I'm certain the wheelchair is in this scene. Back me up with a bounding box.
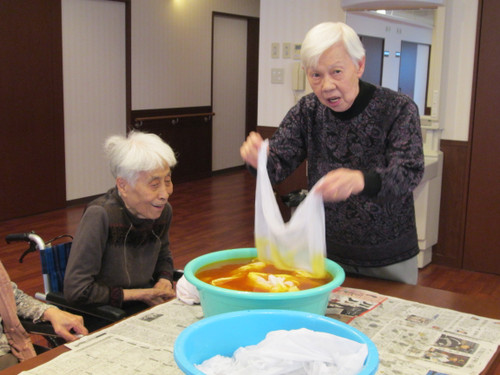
[6,231,183,344]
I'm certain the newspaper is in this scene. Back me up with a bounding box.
[20,299,203,375]
[19,288,499,375]
[326,287,500,375]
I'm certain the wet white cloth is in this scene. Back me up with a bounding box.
[196,328,368,375]
[176,275,200,305]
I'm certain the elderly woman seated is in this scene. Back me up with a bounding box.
[64,131,178,316]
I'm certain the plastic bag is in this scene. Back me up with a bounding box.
[254,139,327,277]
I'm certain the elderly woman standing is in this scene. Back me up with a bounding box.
[64,131,177,313]
[241,22,424,284]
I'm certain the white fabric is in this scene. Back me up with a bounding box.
[176,275,200,305]
[196,328,368,375]
[255,140,327,277]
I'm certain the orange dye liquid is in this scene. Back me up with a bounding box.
[195,257,333,292]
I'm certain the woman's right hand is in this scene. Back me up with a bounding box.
[240,131,265,169]
[123,288,172,306]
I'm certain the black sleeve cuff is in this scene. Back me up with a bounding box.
[361,171,381,197]
[155,270,174,283]
[246,163,257,177]
[109,286,124,307]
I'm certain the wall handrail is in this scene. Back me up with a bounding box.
[134,112,215,127]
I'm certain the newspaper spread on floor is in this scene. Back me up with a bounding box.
[326,287,500,375]
[19,288,499,375]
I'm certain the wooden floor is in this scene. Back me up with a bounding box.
[1,168,499,301]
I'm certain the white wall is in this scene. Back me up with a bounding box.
[257,0,478,143]
[62,0,126,200]
[258,0,345,127]
[63,0,259,200]
[438,0,477,141]
[132,0,259,110]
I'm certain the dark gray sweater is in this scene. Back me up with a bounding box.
[64,188,174,307]
[267,81,424,267]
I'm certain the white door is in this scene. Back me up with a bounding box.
[212,15,248,171]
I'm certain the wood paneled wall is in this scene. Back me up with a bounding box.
[131,107,213,183]
[0,0,66,221]
[461,0,500,275]
[433,140,469,268]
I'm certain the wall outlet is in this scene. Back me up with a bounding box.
[271,68,284,84]
[293,44,301,60]
[271,42,280,59]
[282,42,291,59]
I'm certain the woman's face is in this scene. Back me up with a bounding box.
[306,42,365,112]
[117,166,173,220]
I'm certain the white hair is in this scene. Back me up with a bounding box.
[301,22,365,69]
[104,131,177,185]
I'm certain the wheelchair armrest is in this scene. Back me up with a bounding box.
[21,319,56,337]
[45,292,126,322]
[20,318,64,352]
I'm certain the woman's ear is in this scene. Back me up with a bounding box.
[116,177,128,195]
[357,56,366,78]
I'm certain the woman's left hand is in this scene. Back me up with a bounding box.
[315,168,364,202]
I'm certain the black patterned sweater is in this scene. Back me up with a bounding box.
[267,80,424,267]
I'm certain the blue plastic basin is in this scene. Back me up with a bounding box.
[174,309,379,375]
[184,248,345,317]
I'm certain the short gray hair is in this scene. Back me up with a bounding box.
[104,131,177,185]
[301,22,365,69]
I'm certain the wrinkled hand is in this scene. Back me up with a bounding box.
[123,279,175,306]
[42,307,88,342]
[153,278,176,301]
[240,131,265,169]
[315,168,364,202]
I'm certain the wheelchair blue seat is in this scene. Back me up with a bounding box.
[39,241,71,295]
[37,240,126,324]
